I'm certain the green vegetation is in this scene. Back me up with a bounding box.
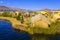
[31,20,60,40]
[1,11,60,35]
[29,20,60,34]
[2,11,24,23]
[2,11,12,17]
[1,11,60,40]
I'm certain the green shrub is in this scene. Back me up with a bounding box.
[29,20,60,34]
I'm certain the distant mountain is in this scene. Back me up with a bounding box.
[1,6,60,13]
[0,6,33,13]
[0,6,13,11]
[36,8,52,12]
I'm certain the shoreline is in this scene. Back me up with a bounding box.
[0,17,29,33]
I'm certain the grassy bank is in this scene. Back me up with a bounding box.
[28,20,60,34]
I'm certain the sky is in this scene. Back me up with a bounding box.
[0,0,60,10]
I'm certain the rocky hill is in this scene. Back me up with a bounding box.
[0,6,33,12]
[0,6,13,11]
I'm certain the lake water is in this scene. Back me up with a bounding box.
[1,20,60,40]
[0,20,31,40]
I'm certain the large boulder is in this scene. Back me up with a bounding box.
[31,14,51,28]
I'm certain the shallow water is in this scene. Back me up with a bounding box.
[0,20,31,40]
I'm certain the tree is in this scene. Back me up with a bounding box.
[2,11,11,17]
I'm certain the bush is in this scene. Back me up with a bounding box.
[29,20,60,34]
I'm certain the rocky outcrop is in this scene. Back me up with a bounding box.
[31,14,51,28]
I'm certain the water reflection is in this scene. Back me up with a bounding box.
[32,33,60,40]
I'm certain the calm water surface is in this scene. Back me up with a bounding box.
[0,20,31,40]
[1,20,60,40]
